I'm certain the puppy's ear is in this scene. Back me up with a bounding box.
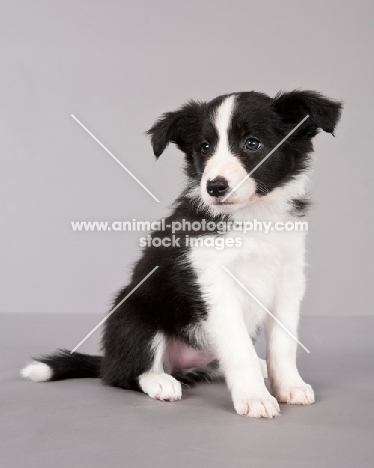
[273,90,342,137]
[147,101,203,158]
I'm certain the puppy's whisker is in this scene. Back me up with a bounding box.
[254,179,269,196]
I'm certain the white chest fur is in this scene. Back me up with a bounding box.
[188,176,308,340]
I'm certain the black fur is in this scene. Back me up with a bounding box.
[29,90,342,394]
[290,197,311,217]
[37,350,101,380]
[148,91,341,196]
[172,360,221,387]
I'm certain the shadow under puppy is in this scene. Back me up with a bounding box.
[22,90,342,418]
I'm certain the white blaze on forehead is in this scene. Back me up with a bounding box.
[214,95,236,156]
[201,94,257,212]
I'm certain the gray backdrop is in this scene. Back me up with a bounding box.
[1,0,373,317]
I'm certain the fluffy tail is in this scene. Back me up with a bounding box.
[21,349,102,382]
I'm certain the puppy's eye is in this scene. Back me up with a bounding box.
[200,142,210,155]
[244,137,262,151]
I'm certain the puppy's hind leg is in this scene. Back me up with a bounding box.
[172,360,221,387]
[101,297,181,401]
[138,333,182,402]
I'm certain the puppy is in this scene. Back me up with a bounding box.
[22,90,342,418]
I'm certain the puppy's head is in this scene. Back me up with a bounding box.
[147,91,342,213]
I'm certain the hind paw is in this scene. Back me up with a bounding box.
[139,372,182,402]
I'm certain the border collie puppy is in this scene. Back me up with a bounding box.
[22,90,342,418]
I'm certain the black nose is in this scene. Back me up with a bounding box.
[206,177,229,197]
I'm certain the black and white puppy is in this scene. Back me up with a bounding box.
[22,90,342,418]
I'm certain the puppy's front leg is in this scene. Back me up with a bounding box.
[205,300,279,418]
[266,265,314,405]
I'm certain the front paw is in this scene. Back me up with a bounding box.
[273,382,314,405]
[234,392,280,418]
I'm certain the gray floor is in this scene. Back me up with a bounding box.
[1,314,373,468]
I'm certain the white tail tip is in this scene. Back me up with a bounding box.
[21,361,53,382]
